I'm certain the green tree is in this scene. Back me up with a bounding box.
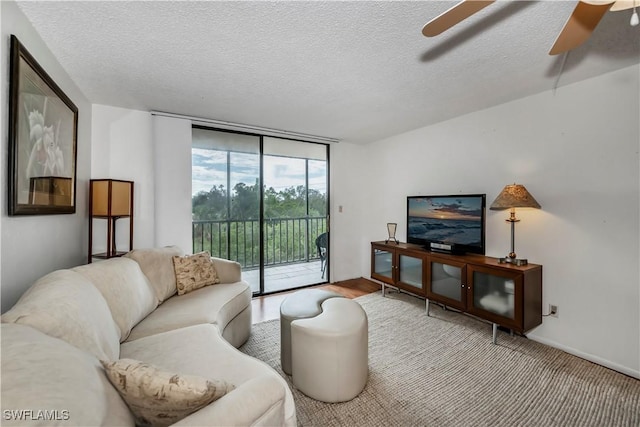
[308,189,326,217]
[192,184,227,220]
[231,180,259,220]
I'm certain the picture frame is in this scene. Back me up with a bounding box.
[8,35,78,215]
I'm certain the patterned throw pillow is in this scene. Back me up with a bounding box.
[172,252,221,295]
[101,359,234,427]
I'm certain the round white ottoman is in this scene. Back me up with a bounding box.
[291,298,368,403]
[280,289,343,375]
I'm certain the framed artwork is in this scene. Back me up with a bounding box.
[8,35,78,215]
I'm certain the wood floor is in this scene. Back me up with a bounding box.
[251,277,381,323]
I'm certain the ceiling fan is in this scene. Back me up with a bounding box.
[422,1,639,55]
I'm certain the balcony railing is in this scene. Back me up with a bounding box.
[193,216,327,269]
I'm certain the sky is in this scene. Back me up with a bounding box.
[192,148,327,196]
[408,196,483,221]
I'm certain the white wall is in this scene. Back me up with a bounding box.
[91,105,154,252]
[153,115,192,252]
[351,65,639,377]
[90,110,192,253]
[0,1,92,312]
[328,141,368,281]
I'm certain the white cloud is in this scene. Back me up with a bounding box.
[192,149,327,196]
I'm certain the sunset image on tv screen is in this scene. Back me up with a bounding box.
[408,196,483,246]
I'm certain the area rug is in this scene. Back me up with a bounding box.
[240,291,640,427]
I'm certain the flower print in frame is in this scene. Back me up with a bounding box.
[8,35,78,215]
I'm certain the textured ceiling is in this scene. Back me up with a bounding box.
[17,1,640,144]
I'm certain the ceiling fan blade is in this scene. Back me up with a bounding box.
[422,0,496,37]
[610,1,637,11]
[549,1,612,55]
[580,0,633,11]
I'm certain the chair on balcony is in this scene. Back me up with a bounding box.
[315,232,328,279]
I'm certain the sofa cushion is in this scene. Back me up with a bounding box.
[124,246,184,303]
[102,358,234,427]
[120,324,296,427]
[1,270,120,361]
[0,324,135,427]
[173,252,221,295]
[126,281,251,342]
[73,258,158,341]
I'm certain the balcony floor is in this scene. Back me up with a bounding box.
[242,260,326,293]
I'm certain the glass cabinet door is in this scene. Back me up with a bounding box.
[468,267,521,328]
[372,248,394,284]
[398,254,424,294]
[427,260,466,310]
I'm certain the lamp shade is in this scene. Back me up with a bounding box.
[91,179,133,217]
[490,184,541,210]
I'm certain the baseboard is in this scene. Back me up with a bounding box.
[528,335,640,380]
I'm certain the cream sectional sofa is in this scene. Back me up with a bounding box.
[1,246,296,427]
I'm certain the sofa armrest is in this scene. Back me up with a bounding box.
[172,375,286,427]
[211,257,242,283]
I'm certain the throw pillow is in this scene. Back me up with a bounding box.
[101,358,234,427]
[172,252,221,295]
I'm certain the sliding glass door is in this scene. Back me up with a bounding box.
[191,127,329,295]
[192,128,261,291]
[262,137,329,293]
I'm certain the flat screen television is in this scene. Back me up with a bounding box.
[407,194,486,255]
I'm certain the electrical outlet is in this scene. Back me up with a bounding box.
[549,304,559,317]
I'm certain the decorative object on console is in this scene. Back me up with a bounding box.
[8,35,78,215]
[89,179,134,263]
[385,223,399,244]
[490,183,541,266]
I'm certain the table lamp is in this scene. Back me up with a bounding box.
[490,184,540,266]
